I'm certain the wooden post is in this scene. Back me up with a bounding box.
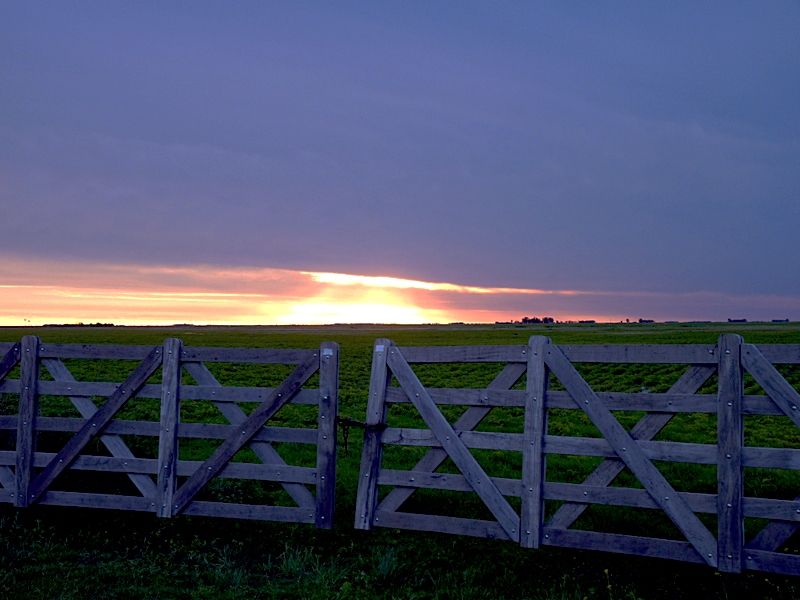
[156,338,182,517]
[315,342,339,528]
[521,336,549,548]
[717,334,744,573]
[14,336,40,507]
[354,339,391,530]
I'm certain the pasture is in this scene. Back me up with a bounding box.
[1,322,799,599]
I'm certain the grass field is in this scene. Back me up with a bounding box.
[1,322,799,599]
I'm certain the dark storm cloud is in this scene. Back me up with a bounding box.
[1,2,798,306]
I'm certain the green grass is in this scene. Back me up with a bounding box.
[1,322,799,599]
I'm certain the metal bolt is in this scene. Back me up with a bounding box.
[321,475,325,480]
[725,349,731,354]
[544,534,550,539]
[707,553,713,558]
[323,435,327,439]
[727,503,732,508]
[727,554,733,559]
[726,453,732,459]
[664,496,669,501]
[727,402,732,406]
[526,530,531,535]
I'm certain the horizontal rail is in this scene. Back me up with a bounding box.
[0,416,319,444]
[380,428,800,469]
[541,528,705,565]
[384,387,785,415]
[372,510,512,540]
[0,450,317,483]
[34,343,316,363]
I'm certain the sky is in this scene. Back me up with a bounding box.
[1,2,798,325]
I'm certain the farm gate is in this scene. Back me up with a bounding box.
[0,336,338,527]
[355,335,800,575]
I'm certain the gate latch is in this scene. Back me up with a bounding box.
[335,416,387,455]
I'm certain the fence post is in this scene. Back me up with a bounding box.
[354,338,391,530]
[717,333,744,573]
[315,342,339,528]
[521,336,549,548]
[14,336,40,507]
[156,338,182,517]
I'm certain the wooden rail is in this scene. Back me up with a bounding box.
[355,335,800,576]
[0,336,339,527]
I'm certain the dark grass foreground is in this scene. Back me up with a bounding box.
[1,322,799,599]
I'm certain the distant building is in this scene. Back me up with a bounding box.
[772,319,790,323]
[728,318,748,323]
[638,319,654,324]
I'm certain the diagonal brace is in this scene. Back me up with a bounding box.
[171,353,319,514]
[27,346,163,504]
[544,344,718,566]
[387,347,521,541]
[42,359,158,498]
[548,364,715,529]
[0,342,21,382]
[182,361,315,509]
[378,362,527,513]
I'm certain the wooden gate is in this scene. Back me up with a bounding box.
[354,335,800,575]
[0,336,338,527]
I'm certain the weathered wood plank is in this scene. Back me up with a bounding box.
[378,362,526,513]
[181,346,315,364]
[0,450,317,482]
[557,344,716,364]
[42,359,158,498]
[182,362,316,509]
[755,344,800,364]
[373,510,510,540]
[398,345,528,363]
[354,339,392,530]
[387,347,521,541]
[37,491,153,512]
[542,528,705,565]
[156,339,182,517]
[548,364,715,529]
[315,342,338,528]
[171,352,319,514]
[378,469,521,496]
[717,334,744,573]
[39,343,156,360]
[35,380,320,405]
[382,428,523,451]
[744,550,800,575]
[26,346,163,504]
[0,416,318,444]
[14,336,40,507]
[0,342,21,382]
[24,377,785,415]
[521,336,548,548]
[183,502,315,523]
[741,344,800,429]
[544,343,718,566]
[545,482,716,512]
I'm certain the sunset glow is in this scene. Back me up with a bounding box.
[0,255,796,326]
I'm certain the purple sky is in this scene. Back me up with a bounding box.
[1,2,799,322]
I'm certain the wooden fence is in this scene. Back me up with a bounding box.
[355,335,800,576]
[0,336,338,527]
